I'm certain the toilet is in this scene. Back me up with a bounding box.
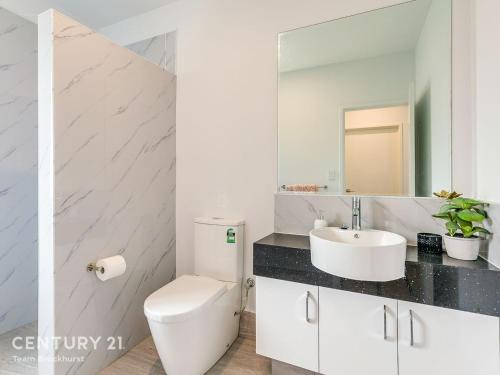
[144,217,244,375]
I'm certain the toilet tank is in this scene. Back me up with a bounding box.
[194,217,244,282]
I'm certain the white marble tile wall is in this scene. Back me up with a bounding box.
[483,204,500,268]
[38,10,176,375]
[125,32,176,74]
[275,193,500,268]
[0,7,37,336]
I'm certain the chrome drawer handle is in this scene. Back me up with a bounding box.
[306,291,311,323]
[409,309,414,346]
[383,305,387,340]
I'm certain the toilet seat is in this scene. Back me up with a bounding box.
[144,275,227,323]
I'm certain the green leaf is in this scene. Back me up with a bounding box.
[472,226,491,235]
[457,209,486,223]
[432,212,449,219]
[451,197,485,209]
[457,217,473,236]
[450,198,468,209]
[446,221,459,236]
[463,198,486,207]
[439,204,459,214]
[461,224,474,237]
[473,207,488,219]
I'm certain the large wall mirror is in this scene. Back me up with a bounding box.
[278,0,452,197]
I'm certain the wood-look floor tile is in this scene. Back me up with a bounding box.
[206,336,271,375]
[101,315,271,375]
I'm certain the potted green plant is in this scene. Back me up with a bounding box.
[432,191,491,260]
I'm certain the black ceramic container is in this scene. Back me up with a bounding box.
[417,233,443,255]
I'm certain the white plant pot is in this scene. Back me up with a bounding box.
[443,234,481,261]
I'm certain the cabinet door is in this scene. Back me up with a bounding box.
[398,301,500,375]
[256,276,318,372]
[319,288,398,375]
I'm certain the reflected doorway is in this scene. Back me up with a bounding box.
[343,105,409,196]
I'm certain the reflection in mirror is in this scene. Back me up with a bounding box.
[278,0,452,197]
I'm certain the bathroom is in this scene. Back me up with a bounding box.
[0,0,499,374]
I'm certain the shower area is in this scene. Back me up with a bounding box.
[1,7,176,375]
[0,7,38,374]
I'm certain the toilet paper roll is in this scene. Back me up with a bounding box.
[96,255,126,281]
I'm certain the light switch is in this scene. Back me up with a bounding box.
[328,170,336,181]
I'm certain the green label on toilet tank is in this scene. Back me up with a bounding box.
[227,228,236,244]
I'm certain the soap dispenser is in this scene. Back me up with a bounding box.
[314,211,328,229]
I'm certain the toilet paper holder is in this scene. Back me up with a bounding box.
[87,263,105,274]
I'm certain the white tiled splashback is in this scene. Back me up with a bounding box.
[274,193,500,268]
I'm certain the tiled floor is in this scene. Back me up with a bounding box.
[101,313,271,375]
[0,322,37,375]
[0,314,271,375]
[100,334,271,375]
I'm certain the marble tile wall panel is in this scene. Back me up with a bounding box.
[125,32,176,74]
[38,10,176,375]
[275,193,500,268]
[483,204,500,268]
[0,7,37,335]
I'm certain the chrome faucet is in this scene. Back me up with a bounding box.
[352,196,361,231]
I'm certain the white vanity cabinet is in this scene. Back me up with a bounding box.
[257,277,500,374]
[319,288,398,375]
[256,277,319,372]
[398,301,500,375]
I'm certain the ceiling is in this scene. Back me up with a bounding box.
[279,0,432,72]
[0,0,178,29]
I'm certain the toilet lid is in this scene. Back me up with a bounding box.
[144,275,227,323]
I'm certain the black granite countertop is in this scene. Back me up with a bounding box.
[254,233,500,318]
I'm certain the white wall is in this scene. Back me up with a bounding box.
[0,7,37,335]
[101,0,475,311]
[475,0,500,203]
[101,0,414,312]
[414,0,452,194]
[452,0,475,197]
[279,52,414,193]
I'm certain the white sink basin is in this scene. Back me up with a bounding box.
[310,227,407,282]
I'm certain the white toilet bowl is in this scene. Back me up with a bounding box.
[144,275,241,375]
